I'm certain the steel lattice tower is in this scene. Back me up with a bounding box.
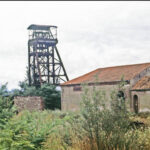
[27,24,69,86]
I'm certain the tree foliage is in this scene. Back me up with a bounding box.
[70,80,135,150]
[0,96,16,129]
[0,83,16,129]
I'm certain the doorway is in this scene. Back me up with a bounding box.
[133,95,138,113]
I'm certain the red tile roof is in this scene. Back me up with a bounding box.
[62,62,150,86]
[132,76,150,90]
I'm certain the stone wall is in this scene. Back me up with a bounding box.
[14,96,44,112]
[61,83,131,111]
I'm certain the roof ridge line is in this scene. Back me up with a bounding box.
[61,62,150,86]
[99,62,150,70]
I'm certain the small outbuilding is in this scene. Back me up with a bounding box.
[61,62,150,112]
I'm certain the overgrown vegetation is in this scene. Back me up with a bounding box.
[0,96,16,129]
[1,81,150,149]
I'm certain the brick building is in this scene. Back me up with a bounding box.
[61,62,150,112]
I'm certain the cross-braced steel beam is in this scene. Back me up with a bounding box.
[27,24,69,86]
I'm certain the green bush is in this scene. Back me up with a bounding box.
[0,115,35,150]
[37,84,61,110]
[0,96,16,129]
[0,110,72,149]
[69,80,137,150]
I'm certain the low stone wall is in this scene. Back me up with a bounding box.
[14,96,44,112]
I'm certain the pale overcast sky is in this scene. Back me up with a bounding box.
[0,1,150,90]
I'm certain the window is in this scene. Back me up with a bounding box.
[117,91,125,100]
[73,86,82,91]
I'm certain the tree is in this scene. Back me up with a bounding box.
[0,96,16,129]
[37,84,61,110]
[0,83,9,97]
[80,85,107,150]
[78,79,132,150]
[0,83,16,128]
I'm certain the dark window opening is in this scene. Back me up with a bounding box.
[117,91,125,100]
[73,86,82,91]
[133,95,138,113]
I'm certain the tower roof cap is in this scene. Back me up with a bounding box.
[27,24,57,30]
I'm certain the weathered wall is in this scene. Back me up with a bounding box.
[61,67,150,112]
[61,84,131,111]
[131,91,150,112]
[14,96,44,112]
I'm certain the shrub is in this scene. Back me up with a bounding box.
[42,111,76,150]
[80,85,107,150]
[0,96,16,129]
[0,114,35,150]
[37,84,61,110]
[71,80,137,150]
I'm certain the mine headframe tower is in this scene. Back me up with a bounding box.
[27,24,69,86]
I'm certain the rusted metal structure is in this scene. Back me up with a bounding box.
[27,24,69,86]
